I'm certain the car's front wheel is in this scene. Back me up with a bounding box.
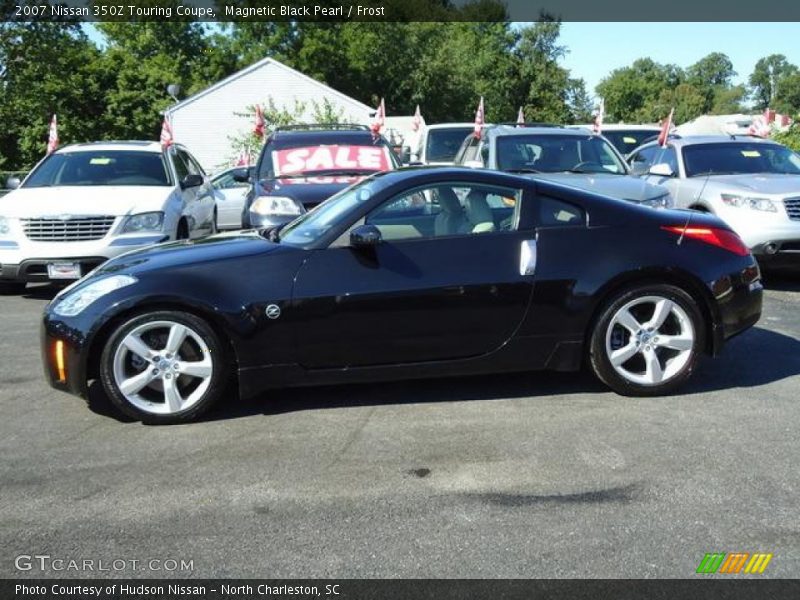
[99,311,228,424]
[589,284,704,396]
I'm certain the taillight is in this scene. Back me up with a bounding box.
[661,225,750,257]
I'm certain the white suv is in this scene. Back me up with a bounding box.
[0,141,216,293]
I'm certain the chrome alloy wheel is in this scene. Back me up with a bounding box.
[112,320,213,415]
[604,295,695,386]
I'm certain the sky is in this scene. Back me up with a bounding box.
[558,22,800,97]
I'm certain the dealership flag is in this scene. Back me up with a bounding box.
[776,113,792,128]
[764,108,776,124]
[412,104,422,132]
[235,151,250,166]
[370,98,386,138]
[254,104,265,139]
[593,99,604,134]
[748,116,771,138]
[657,108,674,147]
[516,106,525,127]
[473,96,485,139]
[46,114,59,155]
[159,115,174,149]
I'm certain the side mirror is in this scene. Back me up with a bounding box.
[463,160,484,169]
[5,177,21,190]
[350,224,382,248]
[180,173,204,189]
[232,167,250,183]
[649,163,675,177]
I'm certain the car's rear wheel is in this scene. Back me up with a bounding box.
[0,281,26,295]
[99,311,228,424]
[589,284,704,396]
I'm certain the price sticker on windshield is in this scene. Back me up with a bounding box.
[741,150,761,158]
[273,145,392,176]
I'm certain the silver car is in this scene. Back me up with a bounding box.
[454,125,673,208]
[629,136,800,269]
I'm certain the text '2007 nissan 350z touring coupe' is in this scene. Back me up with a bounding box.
[42,168,763,423]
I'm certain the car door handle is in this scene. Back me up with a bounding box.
[519,239,537,276]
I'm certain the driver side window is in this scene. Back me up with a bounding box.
[366,183,521,241]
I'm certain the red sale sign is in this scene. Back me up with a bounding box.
[273,145,392,176]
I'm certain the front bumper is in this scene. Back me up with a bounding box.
[0,235,168,282]
[41,314,91,398]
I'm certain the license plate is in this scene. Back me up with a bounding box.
[47,262,81,280]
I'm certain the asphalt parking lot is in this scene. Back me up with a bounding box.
[1,278,799,579]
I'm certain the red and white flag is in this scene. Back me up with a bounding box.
[516,106,525,127]
[657,108,674,147]
[776,113,792,128]
[764,108,776,124]
[748,116,771,138]
[254,104,265,139]
[46,114,59,155]
[593,99,604,134]
[159,115,174,149]
[370,98,386,138]
[473,96,485,139]
[235,151,251,166]
[412,104,422,132]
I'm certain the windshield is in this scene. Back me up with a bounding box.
[496,134,628,174]
[23,151,171,187]
[602,130,659,156]
[257,143,394,180]
[279,179,380,246]
[425,128,473,162]
[683,142,800,177]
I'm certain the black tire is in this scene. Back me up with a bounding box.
[0,281,26,295]
[99,310,229,424]
[589,283,705,397]
[176,219,189,240]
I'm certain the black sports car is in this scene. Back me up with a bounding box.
[42,167,763,423]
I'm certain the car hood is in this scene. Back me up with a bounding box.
[533,173,667,202]
[93,230,289,276]
[0,186,175,218]
[703,173,800,196]
[264,175,368,207]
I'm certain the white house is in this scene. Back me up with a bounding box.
[165,57,374,172]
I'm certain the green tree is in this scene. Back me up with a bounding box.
[686,52,737,113]
[0,18,111,168]
[749,54,798,110]
[774,72,800,114]
[596,58,683,122]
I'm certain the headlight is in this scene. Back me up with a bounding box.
[53,275,137,317]
[0,216,10,237]
[721,194,777,212]
[641,194,674,209]
[121,212,165,233]
[250,196,304,217]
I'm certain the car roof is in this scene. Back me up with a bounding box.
[483,125,597,139]
[54,141,165,154]
[634,135,781,152]
[668,135,781,148]
[270,129,388,145]
[569,124,661,132]
[424,123,476,130]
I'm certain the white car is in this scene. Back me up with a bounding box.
[211,166,251,230]
[0,141,216,294]
[629,135,800,270]
[413,123,479,165]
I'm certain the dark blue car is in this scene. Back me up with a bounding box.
[238,125,399,228]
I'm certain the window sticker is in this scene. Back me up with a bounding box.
[741,150,761,158]
[89,158,112,165]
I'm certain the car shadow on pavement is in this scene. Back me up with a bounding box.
[762,273,800,292]
[22,283,64,300]
[681,326,800,394]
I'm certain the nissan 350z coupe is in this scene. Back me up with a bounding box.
[42,168,763,424]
